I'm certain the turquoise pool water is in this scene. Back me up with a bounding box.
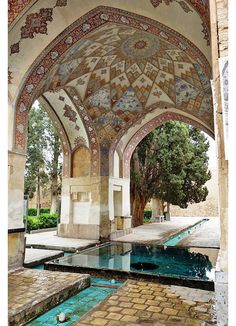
[32,252,72,270]
[33,264,44,270]
[162,219,209,246]
[91,277,123,287]
[27,285,115,325]
[49,242,218,281]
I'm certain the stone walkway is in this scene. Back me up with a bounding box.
[24,248,64,267]
[26,230,99,252]
[115,217,207,244]
[75,280,216,326]
[178,217,220,248]
[8,268,90,325]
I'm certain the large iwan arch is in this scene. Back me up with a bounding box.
[8,3,227,298]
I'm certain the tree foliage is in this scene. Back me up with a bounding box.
[24,104,62,215]
[130,121,211,226]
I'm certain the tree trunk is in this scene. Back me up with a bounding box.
[132,195,147,227]
[50,136,60,214]
[161,200,166,216]
[50,176,58,214]
[36,172,40,216]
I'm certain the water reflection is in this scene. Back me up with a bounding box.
[53,242,218,281]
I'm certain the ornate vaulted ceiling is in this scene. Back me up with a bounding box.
[41,23,213,146]
[9,1,211,102]
[9,2,214,177]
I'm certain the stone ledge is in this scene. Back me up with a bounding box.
[24,248,64,268]
[110,228,132,240]
[8,269,90,326]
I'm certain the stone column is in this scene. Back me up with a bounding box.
[109,177,132,239]
[209,1,228,325]
[100,176,110,240]
[8,150,26,270]
[58,176,101,240]
[151,198,162,222]
[210,0,228,272]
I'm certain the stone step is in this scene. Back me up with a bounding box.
[8,269,90,326]
[24,248,64,267]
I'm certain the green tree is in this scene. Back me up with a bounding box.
[130,121,211,227]
[24,104,62,215]
[24,106,49,215]
[45,118,62,214]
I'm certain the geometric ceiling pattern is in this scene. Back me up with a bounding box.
[43,89,89,150]
[41,23,213,146]
[12,4,213,177]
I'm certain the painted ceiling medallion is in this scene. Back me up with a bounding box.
[121,33,160,60]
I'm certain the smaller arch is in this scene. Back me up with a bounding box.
[71,145,91,178]
[122,111,214,179]
[38,96,72,177]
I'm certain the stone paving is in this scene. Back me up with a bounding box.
[75,280,216,326]
[26,230,99,252]
[8,268,90,326]
[24,248,64,267]
[115,217,204,244]
[178,218,220,248]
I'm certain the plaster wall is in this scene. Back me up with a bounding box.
[59,176,111,239]
[8,232,25,270]
[109,177,130,221]
[8,151,26,229]
[60,176,100,225]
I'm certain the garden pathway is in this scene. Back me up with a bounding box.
[26,230,99,252]
[115,217,220,248]
[178,217,220,248]
[75,279,216,326]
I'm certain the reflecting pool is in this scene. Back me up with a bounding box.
[47,242,218,282]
